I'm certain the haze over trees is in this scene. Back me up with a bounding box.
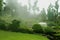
[0,0,60,40]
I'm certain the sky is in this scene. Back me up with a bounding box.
[17,0,60,15]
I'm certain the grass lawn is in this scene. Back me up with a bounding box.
[0,30,49,40]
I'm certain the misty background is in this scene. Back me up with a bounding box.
[1,0,60,28]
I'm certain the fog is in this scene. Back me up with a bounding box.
[2,0,60,27]
[4,0,60,15]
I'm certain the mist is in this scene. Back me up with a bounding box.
[2,0,60,27]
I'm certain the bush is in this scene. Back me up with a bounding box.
[17,28,33,34]
[0,20,6,30]
[0,23,6,30]
[47,22,56,27]
[44,27,59,40]
[53,26,60,30]
[8,20,20,32]
[32,24,43,33]
[44,27,55,35]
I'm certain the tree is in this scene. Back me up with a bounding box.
[54,0,59,26]
[32,24,43,33]
[28,0,39,15]
[47,3,55,21]
[40,8,47,22]
[57,12,60,26]
[55,0,59,14]
[47,0,59,26]
[8,20,20,32]
[47,4,54,26]
[0,0,3,15]
[0,19,6,30]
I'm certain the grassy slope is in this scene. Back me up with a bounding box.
[0,30,49,40]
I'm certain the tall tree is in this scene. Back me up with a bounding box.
[28,0,39,15]
[54,0,59,24]
[55,0,59,14]
[47,0,59,26]
[0,0,3,15]
[40,8,47,22]
[47,3,54,21]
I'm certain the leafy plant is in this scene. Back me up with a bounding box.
[8,19,20,32]
[32,24,43,33]
[0,19,6,30]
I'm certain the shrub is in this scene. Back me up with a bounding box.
[47,22,56,27]
[0,23,6,30]
[44,27,55,35]
[8,20,20,32]
[53,26,60,30]
[16,28,33,34]
[0,20,6,30]
[32,24,43,33]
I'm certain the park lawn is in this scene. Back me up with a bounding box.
[0,30,49,40]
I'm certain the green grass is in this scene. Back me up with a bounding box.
[0,30,49,40]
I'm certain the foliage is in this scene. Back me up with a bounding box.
[0,19,6,30]
[47,4,55,21]
[44,27,55,34]
[53,26,60,30]
[44,26,60,40]
[40,8,47,22]
[0,0,3,13]
[17,28,33,34]
[0,19,33,33]
[8,20,20,32]
[47,22,57,27]
[47,0,59,26]
[55,0,59,13]
[32,24,43,33]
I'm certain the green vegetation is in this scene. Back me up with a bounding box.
[0,19,6,30]
[0,0,3,15]
[47,0,59,26]
[32,24,43,33]
[0,30,49,40]
[8,20,20,32]
[0,0,60,40]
